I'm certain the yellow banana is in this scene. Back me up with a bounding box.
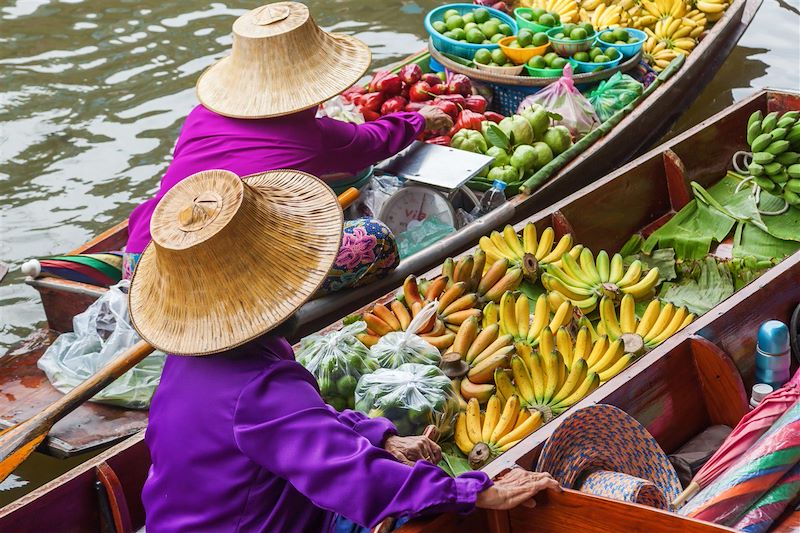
[437,282,466,314]
[621,267,660,298]
[579,248,601,284]
[573,326,593,361]
[540,234,574,264]
[503,225,525,259]
[460,378,495,403]
[482,395,502,443]
[542,273,594,302]
[495,368,517,402]
[496,410,543,447]
[589,338,624,374]
[516,294,531,339]
[552,358,588,404]
[511,356,536,405]
[552,372,600,412]
[647,305,688,346]
[556,327,574,368]
[542,351,561,403]
[538,328,555,358]
[490,395,520,443]
[619,294,637,334]
[561,251,595,288]
[472,334,514,366]
[608,253,625,284]
[535,227,555,259]
[585,335,609,367]
[454,413,474,454]
[635,299,662,336]
[599,296,623,340]
[527,294,550,342]
[466,323,499,363]
[466,398,482,444]
[549,300,574,333]
[499,291,518,338]
[482,301,498,329]
[490,230,518,260]
[644,302,674,340]
[599,354,633,382]
[616,260,643,287]
[522,222,538,256]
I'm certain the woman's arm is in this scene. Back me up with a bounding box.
[233,361,492,527]
[326,406,397,448]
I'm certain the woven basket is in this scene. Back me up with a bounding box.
[546,26,595,56]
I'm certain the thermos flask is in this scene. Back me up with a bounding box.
[754,320,791,389]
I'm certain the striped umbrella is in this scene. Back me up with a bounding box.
[680,400,800,525]
[672,368,800,508]
[21,253,123,287]
[734,463,800,533]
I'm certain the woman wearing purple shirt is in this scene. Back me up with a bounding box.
[128,4,558,532]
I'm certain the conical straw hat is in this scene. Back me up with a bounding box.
[196,2,371,119]
[128,169,343,355]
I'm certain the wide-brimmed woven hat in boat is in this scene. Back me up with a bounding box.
[128,169,343,355]
[196,1,371,119]
[536,404,682,510]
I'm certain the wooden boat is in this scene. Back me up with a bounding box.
[21,0,762,341]
[2,87,798,531]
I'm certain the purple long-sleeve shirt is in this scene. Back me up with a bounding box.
[126,105,425,253]
[142,335,492,532]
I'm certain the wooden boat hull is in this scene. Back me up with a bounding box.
[21,0,761,341]
[3,88,799,531]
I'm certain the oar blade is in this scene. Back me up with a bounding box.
[0,424,47,483]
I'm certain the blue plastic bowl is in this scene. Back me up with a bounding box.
[568,54,623,74]
[425,4,518,60]
[595,28,646,58]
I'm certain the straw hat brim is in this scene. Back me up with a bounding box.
[196,33,371,119]
[536,404,682,502]
[129,169,343,355]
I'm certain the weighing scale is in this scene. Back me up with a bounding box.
[375,141,494,235]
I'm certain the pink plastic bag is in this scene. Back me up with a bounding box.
[517,64,600,140]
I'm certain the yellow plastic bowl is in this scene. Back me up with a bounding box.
[498,36,550,65]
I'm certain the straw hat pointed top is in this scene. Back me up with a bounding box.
[196,1,372,119]
[129,169,343,355]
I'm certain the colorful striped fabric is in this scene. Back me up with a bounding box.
[34,252,123,287]
[734,463,800,533]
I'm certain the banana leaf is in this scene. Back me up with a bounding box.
[758,193,800,243]
[439,443,472,476]
[519,279,547,301]
[692,181,768,233]
[642,199,736,260]
[659,257,735,315]
[624,247,677,283]
[732,221,800,261]
[619,234,644,257]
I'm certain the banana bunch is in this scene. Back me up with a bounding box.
[440,250,485,293]
[554,326,627,378]
[528,0,581,23]
[479,223,580,282]
[489,292,575,344]
[511,346,601,422]
[644,16,697,54]
[541,248,661,313]
[691,0,729,22]
[455,395,543,468]
[683,8,708,35]
[450,320,516,402]
[598,294,695,350]
[579,0,607,11]
[641,0,687,20]
[745,110,800,206]
[580,3,629,29]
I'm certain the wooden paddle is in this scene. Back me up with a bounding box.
[0,340,154,482]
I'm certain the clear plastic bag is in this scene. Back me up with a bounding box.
[37,280,165,409]
[354,173,404,219]
[355,363,458,437]
[517,63,600,140]
[371,301,441,368]
[296,321,380,411]
[316,95,365,124]
[588,72,643,122]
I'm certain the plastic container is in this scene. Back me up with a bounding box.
[514,8,552,33]
[524,64,564,78]
[749,383,774,409]
[546,26,595,56]
[474,61,525,76]
[477,179,508,214]
[498,35,550,65]
[595,28,646,58]
[754,320,791,389]
[324,166,374,195]
[425,4,518,60]
[568,54,623,74]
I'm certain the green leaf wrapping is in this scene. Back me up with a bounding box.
[659,257,735,315]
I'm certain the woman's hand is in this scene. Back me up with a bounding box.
[418,105,454,133]
[476,468,560,510]
[384,435,442,466]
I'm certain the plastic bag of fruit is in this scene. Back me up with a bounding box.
[355,363,458,437]
[371,301,442,368]
[296,321,379,411]
[588,72,643,122]
[517,63,600,139]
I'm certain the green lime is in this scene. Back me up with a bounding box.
[466,27,486,43]
[528,55,547,68]
[451,27,466,41]
[600,31,615,43]
[499,23,513,36]
[483,39,492,44]
[508,40,521,48]
[517,28,534,47]
[552,12,561,24]
[488,17,502,25]
[544,52,559,65]
[489,61,500,66]
[628,36,640,44]
[531,7,546,20]
[612,28,630,42]
[563,23,577,35]
[539,13,556,27]
[491,33,504,43]
[570,27,587,40]
[520,10,533,21]
[463,12,475,24]
[464,22,478,31]
[555,32,565,39]
[532,32,548,46]
[605,47,620,59]
[594,54,609,63]
[480,21,500,37]
[443,9,460,20]
[473,8,490,23]
[474,48,492,64]
[615,40,627,44]
[551,57,567,69]
[443,30,456,39]
[573,51,590,62]
[589,47,603,59]
[432,20,447,33]
[446,15,464,30]
[491,48,508,65]
[580,23,594,35]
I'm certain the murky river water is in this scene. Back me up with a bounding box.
[0,0,798,507]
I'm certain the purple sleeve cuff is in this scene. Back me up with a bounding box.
[406,111,427,136]
[453,471,493,511]
[353,416,398,447]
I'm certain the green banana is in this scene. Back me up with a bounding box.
[787,164,800,179]
[747,122,763,145]
[784,190,800,206]
[752,152,774,165]
[764,162,784,176]
[747,110,763,130]
[777,116,796,129]
[776,152,799,166]
[787,125,800,147]
[770,127,788,141]
[748,162,765,177]
[770,171,789,184]
[785,178,800,193]
[766,140,790,155]
[761,112,779,134]
[781,111,800,122]
[754,176,777,192]
[751,133,774,152]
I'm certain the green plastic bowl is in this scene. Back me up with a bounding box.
[524,64,564,78]
[514,8,553,34]
[546,26,595,56]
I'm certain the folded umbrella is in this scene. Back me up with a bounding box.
[673,368,800,508]
[21,252,123,287]
[733,463,800,533]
